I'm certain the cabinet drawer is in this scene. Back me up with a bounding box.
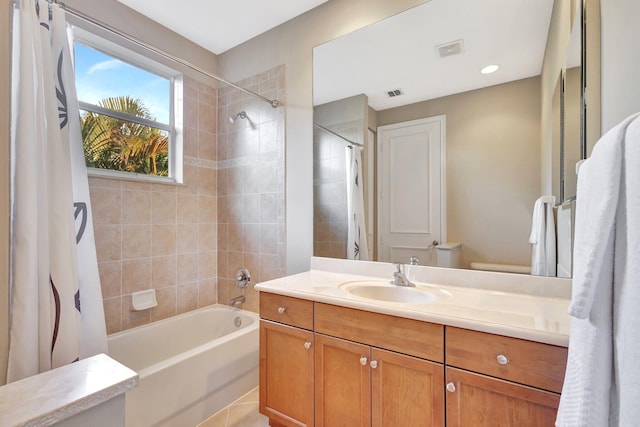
[315,303,444,362]
[445,327,567,393]
[260,292,313,330]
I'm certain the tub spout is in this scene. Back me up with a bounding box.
[229,295,246,307]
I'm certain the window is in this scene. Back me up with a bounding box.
[72,27,183,182]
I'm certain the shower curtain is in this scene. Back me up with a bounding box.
[346,146,369,260]
[8,0,107,382]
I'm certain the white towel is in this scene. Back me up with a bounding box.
[556,113,640,426]
[529,196,556,276]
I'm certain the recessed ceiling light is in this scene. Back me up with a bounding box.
[481,65,500,74]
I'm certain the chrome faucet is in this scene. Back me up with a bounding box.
[229,295,246,307]
[390,263,415,287]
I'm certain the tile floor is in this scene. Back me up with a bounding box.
[198,387,269,427]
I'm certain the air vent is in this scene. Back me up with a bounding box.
[386,89,404,98]
[435,39,464,58]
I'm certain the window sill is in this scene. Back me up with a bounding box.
[87,167,183,186]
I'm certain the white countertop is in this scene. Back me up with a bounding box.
[255,257,572,347]
[0,353,138,427]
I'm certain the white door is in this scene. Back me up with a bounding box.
[377,116,446,265]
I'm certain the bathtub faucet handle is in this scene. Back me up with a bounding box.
[236,268,251,288]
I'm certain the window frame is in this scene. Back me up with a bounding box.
[71,24,184,184]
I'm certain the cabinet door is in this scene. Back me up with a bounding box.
[260,320,314,427]
[315,334,371,427]
[445,367,560,427]
[371,348,444,427]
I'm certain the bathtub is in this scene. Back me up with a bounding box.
[108,304,259,427]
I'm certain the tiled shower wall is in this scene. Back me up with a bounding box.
[91,76,219,334]
[216,65,286,313]
[313,120,361,259]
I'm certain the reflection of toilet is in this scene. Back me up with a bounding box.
[436,243,462,268]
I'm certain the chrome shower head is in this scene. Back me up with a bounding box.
[229,111,247,124]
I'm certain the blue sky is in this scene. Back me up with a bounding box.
[74,43,170,124]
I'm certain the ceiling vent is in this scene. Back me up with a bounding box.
[386,89,404,98]
[435,39,464,58]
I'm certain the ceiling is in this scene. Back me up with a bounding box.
[116,0,329,54]
[313,0,555,110]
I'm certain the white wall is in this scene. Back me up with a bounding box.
[601,0,640,131]
[218,0,426,274]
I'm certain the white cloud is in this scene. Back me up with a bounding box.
[87,59,124,75]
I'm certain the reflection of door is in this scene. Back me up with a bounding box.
[377,116,445,264]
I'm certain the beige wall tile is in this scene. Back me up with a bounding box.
[122,258,151,295]
[89,177,121,189]
[177,194,199,223]
[242,224,260,253]
[217,223,228,252]
[122,181,151,192]
[183,126,198,157]
[198,167,217,196]
[198,195,217,223]
[178,165,198,194]
[198,251,217,280]
[121,297,150,331]
[199,223,217,251]
[151,255,177,289]
[90,187,121,225]
[151,287,177,322]
[198,278,217,307]
[122,190,151,224]
[122,225,152,260]
[177,253,199,284]
[98,261,121,299]
[152,225,177,256]
[94,225,121,262]
[177,283,198,314]
[227,224,243,252]
[103,297,121,335]
[151,192,177,224]
[259,224,277,255]
[198,131,217,161]
[177,223,199,254]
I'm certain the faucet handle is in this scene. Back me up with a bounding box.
[394,262,403,273]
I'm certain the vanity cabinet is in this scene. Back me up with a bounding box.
[315,304,444,427]
[259,295,315,427]
[259,292,568,427]
[444,327,567,426]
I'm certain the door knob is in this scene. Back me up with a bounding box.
[370,360,378,369]
[304,341,312,350]
[277,307,286,314]
[360,356,368,366]
[446,382,456,393]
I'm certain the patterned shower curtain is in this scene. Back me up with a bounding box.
[346,146,369,260]
[8,0,107,382]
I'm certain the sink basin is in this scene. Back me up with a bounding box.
[340,281,436,303]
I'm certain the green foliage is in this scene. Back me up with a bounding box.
[81,96,169,176]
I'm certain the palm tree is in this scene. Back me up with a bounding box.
[81,96,169,176]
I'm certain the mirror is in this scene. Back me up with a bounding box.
[312,0,586,276]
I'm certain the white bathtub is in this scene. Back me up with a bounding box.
[108,304,259,427]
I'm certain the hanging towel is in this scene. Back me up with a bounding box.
[556,112,640,426]
[529,195,556,276]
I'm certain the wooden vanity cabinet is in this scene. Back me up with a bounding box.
[259,292,567,427]
[314,303,445,427]
[259,294,315,427]
[444,327,567,426]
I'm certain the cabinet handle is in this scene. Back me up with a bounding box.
[496,354,509,365]
[360,356,368,366]
[304,341,312,350]
[446,382,456,393]
[370,360,378,369]
[277,307,286,314]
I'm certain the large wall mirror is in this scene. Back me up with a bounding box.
[312,0,592,277]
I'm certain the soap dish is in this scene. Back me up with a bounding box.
[131,289,158,311]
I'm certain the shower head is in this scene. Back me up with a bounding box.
[229,111,247,124]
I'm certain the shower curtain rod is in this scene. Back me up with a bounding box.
[35,0,280,109]
[313,123,363,147]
